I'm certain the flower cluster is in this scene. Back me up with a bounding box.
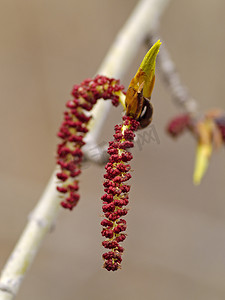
[167,112,225,143]
[101,115,139,271]
[167,111,225,184]
[56,75,125,210]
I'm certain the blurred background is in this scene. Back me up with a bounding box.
[0,0,225,299]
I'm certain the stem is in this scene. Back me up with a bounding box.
[147,36,198,115]
[0,172,59,298]
[0,0,170,298]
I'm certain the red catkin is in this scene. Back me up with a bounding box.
[167,114,190,137]
[101,115,139,271]
[56,75,125,210]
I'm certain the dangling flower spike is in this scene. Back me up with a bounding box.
[101,40,161,270]
[101,116,139,271]
[56,75,125,210]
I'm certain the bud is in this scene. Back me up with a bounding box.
[125,40,161,128]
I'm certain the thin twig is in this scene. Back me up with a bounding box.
[147,36,198,115]
[0,0,170,299]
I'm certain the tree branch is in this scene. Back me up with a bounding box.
[147,36,199,115]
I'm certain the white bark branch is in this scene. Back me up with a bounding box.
[0,0,170,298]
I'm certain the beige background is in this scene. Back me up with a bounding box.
[1,0,225,299]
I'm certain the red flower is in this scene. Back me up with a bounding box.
[167,114,191,137]
[101,115,139,271]
[56,75,125,210]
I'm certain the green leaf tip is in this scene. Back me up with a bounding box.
[127,39,161,100]
[193,143,212,185]
[140,39,161,77]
